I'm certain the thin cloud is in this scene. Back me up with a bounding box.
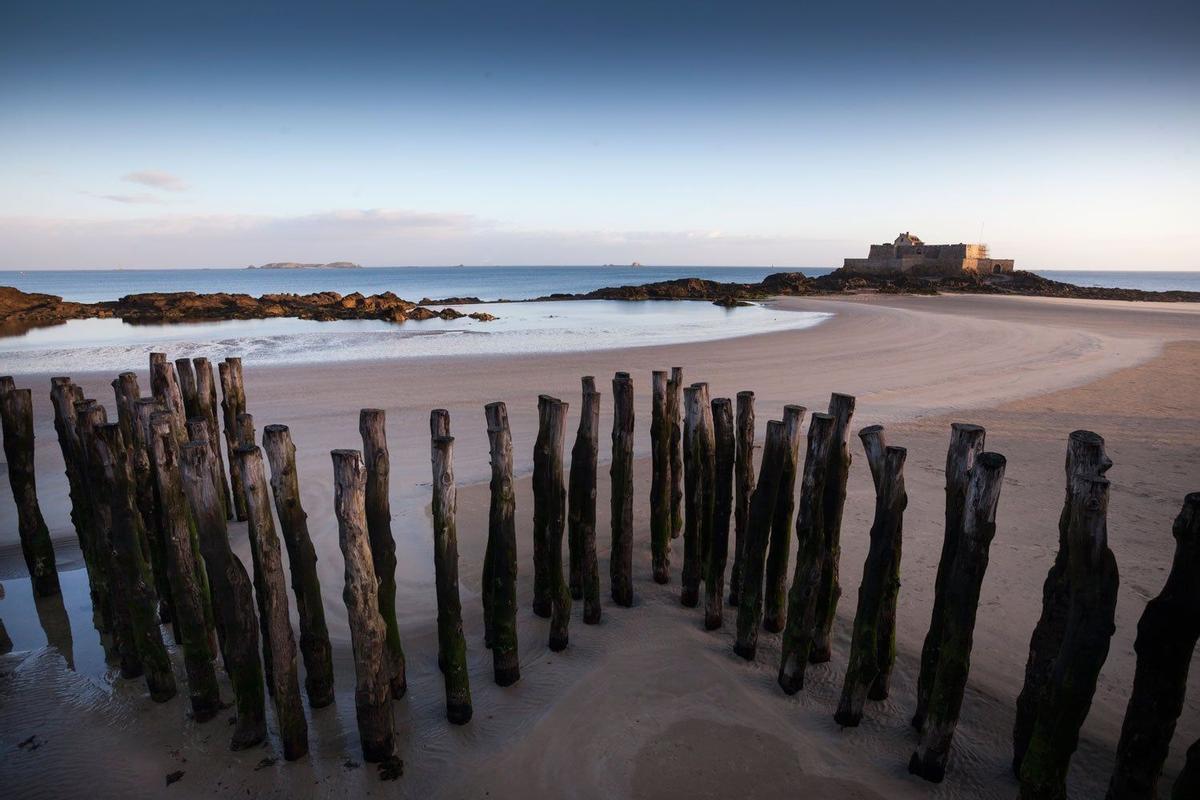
[81,191,167,205]
[122,170,189,192]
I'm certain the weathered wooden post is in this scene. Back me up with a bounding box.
[219,358,248,521]
[692,383,716,570]
[0,385,61,597]
[811,392,855,662]
[704,397,735,630]
[835,444,907,726]
[777,413,835,692]
[263,424,335,708]
[175,357,200,418]
[728,390,755,607]
[531,397,555,617]
[763,404,805,632]
[360,408,407,699]
[681,384,701,606]
[236,444,309,760]
[650,371,672,584]
[1013,429,1110,768]
[147,416,221,721]
[534,395,571,649]
[858,425,900,701]
[567,378,601,624]
[1175,740,1200,799]
[331,449,396,762]
[611,372,635,607]
[484,402,520,684]
[193,357,233,517]
[1107,493,1200,800]
[74,401,121,647]
[668,367,684,541]
[149,352,187,442]
[733,419,787,660]
[94,423,176,701]
[914,422,987,730]
[1017,472,1118,799]
[909,451,1007,783]
[180,441,267,750]
[431,431,473,723]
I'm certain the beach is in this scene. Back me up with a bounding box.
[1,292,1198,798]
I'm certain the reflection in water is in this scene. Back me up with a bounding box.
[34,590,75,670]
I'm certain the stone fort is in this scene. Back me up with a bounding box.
[843,232,1014,275]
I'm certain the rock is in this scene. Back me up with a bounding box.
[468,312,497,321]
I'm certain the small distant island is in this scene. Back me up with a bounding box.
[247,261,362,270]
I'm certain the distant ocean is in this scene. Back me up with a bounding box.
[2,265,1198,304]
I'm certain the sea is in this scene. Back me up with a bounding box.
[1,266,1195,373]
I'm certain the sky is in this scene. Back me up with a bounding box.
[1,0,1198,270]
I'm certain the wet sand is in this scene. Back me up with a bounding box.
[1,293,1198,798]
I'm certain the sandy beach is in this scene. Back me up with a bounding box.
[1,292,1198,798]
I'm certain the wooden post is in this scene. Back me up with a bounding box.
[0,385,61,597]
[668,367,684,541]
[650,371,672,584]
[728,390,755,607]
[219,358,248,521]
[93,423,177,701]
[610,372,635,607]
[692,383,716,574]
[704,397,735,630]
[531,397,553,618]
[431,432,473,723]
[74,401,122,650]
[777,413,835,692]
[534,395,571,649]
[909,451,1007,783]
[835,444,906,726]
[360,408,407,699]
[1107,493,1200,800]
[1017,472,1119,799]
[567,378,601,624]
[180,441,267,750]
[763,404,805,632]
[1013,429,1110,768]
[193,357,233,518]
[914,422,987,730]
[263,424,335,708]
[811,392,855,663]
[235,445,309,760]
[149,352,187,443]
[175,357,200,418]
[484,402,520,685]
[681,384,701,606]
[146,415,221,721]
[858,425,900,701]
[733,419,788,660]
[332,449,397,761]
[1174,740,1200,800]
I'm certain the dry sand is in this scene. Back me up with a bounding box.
[1,293,1197,798]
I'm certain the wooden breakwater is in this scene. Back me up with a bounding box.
[1,359,1197,796]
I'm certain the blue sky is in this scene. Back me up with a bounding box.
[2,1,1198,269]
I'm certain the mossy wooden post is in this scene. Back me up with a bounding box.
[764,404,805,632]
[149,352,187,443]
[94,423,176,701]
[728,390,755,607]
[74,401,121,647]
[531,397,555,617]
[175,357,200,418]
[914,422,987,731]
[219,358,248,521]
[1107,493,1200,800]
[704,397,735,630]
[193,357,233,518]
[1017,472,1119,800]
[811,392,855,663]
[0,386,61,597]
[567,378,601,624]
[835,444,907,726]
[610,372,635,607]
[147,416,221,721]
[484,402,520,684]
[1175,740,1200,800]
[534,395,571,649]
[331,449,396,762]
[650,371,672,584]
[180,441,267,750]
[778,413,835,693]
[668,367,684,541]
[858,425,900,700]
[236,445,309,760]
[431,432,474,723]
[361,408,407,699]
[692,383,716,573]
[263,424,335,708]
[909,451,1007,783]
[1013,429,1110,769]
[680,385,701,606]
[733,420,787,660]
